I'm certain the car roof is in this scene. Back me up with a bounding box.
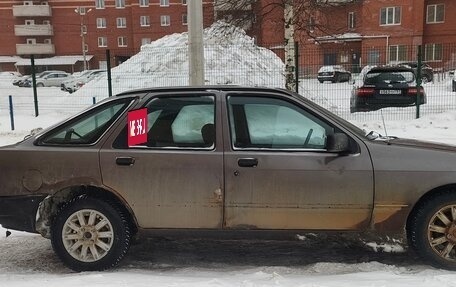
[367,66,415,73]
[116,85,294,98]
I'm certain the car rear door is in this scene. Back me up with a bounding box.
[222,92,374,230]
[100,92,224,229]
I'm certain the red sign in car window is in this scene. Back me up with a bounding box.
[127,108,147,147]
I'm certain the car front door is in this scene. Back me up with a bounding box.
[223,92,374,230]
[100,92,224,229]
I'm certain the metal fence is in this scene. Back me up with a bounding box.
[1,43,455,128]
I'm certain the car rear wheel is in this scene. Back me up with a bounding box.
[36,83,44,87]
[408,191,456,270]
[51,195,132,271]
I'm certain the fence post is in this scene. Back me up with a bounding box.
[92,97,96,105]
[9,95,14,131]
[31,55,39,117]
[106,49,113,97]
[294,41,299,94]
[416,45,422,119]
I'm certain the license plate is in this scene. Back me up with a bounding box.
[379,90,401,95]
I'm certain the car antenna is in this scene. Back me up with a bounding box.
[380,109,391,145]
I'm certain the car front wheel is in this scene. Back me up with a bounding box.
[51,195,132,271]
[408,191,456,270]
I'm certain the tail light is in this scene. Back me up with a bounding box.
[356,87,374,97]
[407,87,425,96]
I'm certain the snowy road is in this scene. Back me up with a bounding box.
[2,225,456,287]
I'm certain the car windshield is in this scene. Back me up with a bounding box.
[364,71,415,85]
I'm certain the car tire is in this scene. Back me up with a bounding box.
[36,83,44,87]
[51,195,132,271]
[408,190,456,270]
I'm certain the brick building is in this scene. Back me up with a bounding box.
[0,0,214,73]
[254,0,456,75]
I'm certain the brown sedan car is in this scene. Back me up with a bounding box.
[1,86,456,271]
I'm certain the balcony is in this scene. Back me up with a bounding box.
[15,24,53,36]
[16,43,55,55]
[13,4,52,17]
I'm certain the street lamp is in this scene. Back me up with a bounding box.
[75,7,92,71]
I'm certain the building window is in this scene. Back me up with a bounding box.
[380,6,401,25]
[117,17,127,28]
[389,45,407,63]
[118,36,127,47]
[139,0,149,7]
[116,0,125,8]
[425,44,443,61]
[348,12,355,29]
[182,0,187,4]
[140,16,150,27]
[97,18,106,28]
[98,36,107,47]
[160,0,169,7]
[77,7,87,15]
[161,15,170,26]
[95,0,105,9]
[182,14,187,25]
[84,43,89,53]
[427,4,444,24]
[141,38,151,45]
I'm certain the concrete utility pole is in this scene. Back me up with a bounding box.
[188,0,205,85]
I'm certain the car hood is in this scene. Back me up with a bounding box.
[382,138,456,152]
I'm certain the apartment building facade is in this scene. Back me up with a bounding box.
[254,0,456,75]
[0,0,214,72]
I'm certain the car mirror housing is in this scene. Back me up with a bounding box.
[326,133,350,153]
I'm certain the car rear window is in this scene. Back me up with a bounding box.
[39,98,133,145]
[364,70,415,85]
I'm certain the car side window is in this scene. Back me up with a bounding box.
[228,96,333,150]
[39,99,132,145]
[114,95,215,149]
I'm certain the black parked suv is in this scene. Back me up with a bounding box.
[399,62,434,83]
[351,66,426,113]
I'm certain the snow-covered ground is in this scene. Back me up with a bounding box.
[2,22,456,286]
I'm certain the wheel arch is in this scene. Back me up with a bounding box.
[36,185,138,239]
[406,183,456,236]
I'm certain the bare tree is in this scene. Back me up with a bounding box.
[214,0,360,90]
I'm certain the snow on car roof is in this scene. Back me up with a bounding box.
[318,65,346,73]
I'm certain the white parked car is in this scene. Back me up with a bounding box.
[35,72,71,87]
[61,69,105,93]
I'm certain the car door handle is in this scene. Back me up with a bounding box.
[238,158,258,167]
[116,157,135,166]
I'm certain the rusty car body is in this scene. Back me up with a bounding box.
[1,86,456,271]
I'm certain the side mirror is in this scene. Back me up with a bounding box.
[326,133,350,153]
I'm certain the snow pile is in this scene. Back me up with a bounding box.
[77,22,285,97]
